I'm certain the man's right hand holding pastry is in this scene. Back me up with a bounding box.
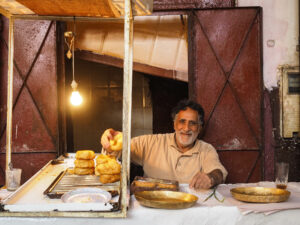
[101,128,123,152]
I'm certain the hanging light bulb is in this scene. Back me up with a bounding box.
[70,80,83,106]
[68,17,83,106]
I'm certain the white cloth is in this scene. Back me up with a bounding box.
[1,183,300,225]
[217,182,300,215]
[0,189,13,202]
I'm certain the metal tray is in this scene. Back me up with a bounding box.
[44,169,119,199]
[230,187,291,203]
[134,190,198,209]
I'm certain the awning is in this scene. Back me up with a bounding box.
[71,15,188,81]
[0,0,152,18]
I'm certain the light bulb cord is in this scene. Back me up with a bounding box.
[72,16,76,83]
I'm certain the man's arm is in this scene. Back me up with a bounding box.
[189,169,224,190]
[207,169,224,187]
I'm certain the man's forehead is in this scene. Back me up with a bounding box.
[177,107,199,120]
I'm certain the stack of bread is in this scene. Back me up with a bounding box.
[95,154,121,183]
[74,150,95,175]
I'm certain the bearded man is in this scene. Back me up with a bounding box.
[101,99,227,189]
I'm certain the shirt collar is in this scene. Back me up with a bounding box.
[168,133,200,156]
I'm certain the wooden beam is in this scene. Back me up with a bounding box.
[0,6,11,18]
[6,17,14,170]
[16,0,119,17]
[56,21,67,157]
[75,50,186,81]
[120,0,133,217]
[153,0,234,11]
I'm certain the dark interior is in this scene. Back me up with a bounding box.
[65,58,188,181]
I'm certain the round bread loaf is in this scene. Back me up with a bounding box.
[100,174,120,184]
[95,168,100,176]
[74,167,94,175]
[75,150,95,160]
[74,159,95,168]
[109,133,123,151]
[95,159,121,175]
[96,154,115,165]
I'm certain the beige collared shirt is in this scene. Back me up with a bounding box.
[131,133,227,184]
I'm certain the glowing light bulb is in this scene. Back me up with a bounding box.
[70,90,83,106]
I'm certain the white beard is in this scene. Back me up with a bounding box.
[175,130,198,147]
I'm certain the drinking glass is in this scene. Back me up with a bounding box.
[275,162,289,189]
[5,168,22,191]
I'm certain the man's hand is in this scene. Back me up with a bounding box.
[100,128,121,151]
[189,172,213,190]
[189,169,224,190]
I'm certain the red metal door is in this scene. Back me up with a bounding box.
[188,8,263,183]
[0,17,58,184]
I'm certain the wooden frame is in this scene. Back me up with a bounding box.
[0,0,150,218]
[278,65,300,138]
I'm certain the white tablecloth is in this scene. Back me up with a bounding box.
[217,182,300,215]
[1,182,300,225]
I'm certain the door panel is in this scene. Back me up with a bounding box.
[189,8,263,183]
[219,151,261,183]
[0,153,56,184]
[0,17,58,185]
[205,86,259,150]
[195,9,258,73]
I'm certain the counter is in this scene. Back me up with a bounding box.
[0,194,299,225]
[1,157,300,225]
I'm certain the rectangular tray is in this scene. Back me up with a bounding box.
[44,169,120,199]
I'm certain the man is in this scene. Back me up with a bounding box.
[101,99,227,189]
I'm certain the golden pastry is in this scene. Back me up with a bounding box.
[109,133,123,151]
[74,167,94,175]
[74,159,95,168]
[75,150,95,160]
[96,154,115,165]
[95,159,121,175]
[100,174,120,184]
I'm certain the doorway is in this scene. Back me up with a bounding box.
[66,58,188,153]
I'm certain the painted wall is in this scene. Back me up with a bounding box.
[238,0,299,90]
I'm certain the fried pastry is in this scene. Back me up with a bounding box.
[100,174,120,184]
[95,168,100,176]
[95,160,121,175]
[109,133,123,151]
[74,167,94,175]
[75,150,95,160]
[95,153,121,183]
[74,159,95,168]
[96,154,116,165]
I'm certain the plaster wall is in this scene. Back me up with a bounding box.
[238,0,299,90]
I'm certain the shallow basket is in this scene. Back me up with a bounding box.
[230,187,290,203]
